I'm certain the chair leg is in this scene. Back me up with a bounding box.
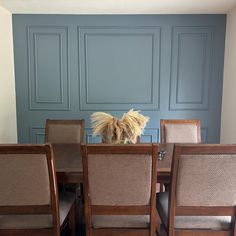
[154,211,161,236]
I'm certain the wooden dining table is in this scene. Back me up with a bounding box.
[54,143,174,184]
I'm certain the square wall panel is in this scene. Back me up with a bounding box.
[78,27,160,110]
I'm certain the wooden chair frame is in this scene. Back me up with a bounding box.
[81,143,158,236]
[0,144,60,236]
[45,119,85,143]
[161,144,236,236]
[160,119,201,143]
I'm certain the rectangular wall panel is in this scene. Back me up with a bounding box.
[169,27,213,110]
[27,26,70,110]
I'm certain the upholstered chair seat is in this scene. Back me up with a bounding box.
[156,192,231,231]
[92,215,150,229]
[0,215,53,229]
[0,192,75,229]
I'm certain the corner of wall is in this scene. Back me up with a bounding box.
[0,6,18,143]
[221,5,236,143]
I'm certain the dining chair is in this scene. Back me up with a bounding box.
[81,143,159,236]
[0,144,76,236]
[156,144,236,236]
[45,119,84,176]
[45,119,85,228]
[45,119,85,143]
[160,119,201,143]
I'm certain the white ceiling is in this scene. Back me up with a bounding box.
[0,0,236,14]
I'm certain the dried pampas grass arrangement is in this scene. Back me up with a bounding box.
[91,109,149,144]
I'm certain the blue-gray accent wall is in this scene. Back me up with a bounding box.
[12,15,226,143]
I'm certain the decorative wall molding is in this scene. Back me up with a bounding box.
[85,128,101,143]
[201,127,208,143]
[30,127,45,143]
[33,32,63,104]
[27,26,70,110]
[13,16,225,144]
[78,26,161,111]
[140,128,159,143]
[85,127,159,143]
[169,26,213,110]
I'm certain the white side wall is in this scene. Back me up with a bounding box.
[221,6,236,143]
[0,6,17,143]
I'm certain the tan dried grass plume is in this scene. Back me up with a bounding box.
[91,109,149,144]
[122,109,149,143]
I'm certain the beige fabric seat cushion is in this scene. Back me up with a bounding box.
[156,192,231,230]
[0,192,75,229]
[0,215,53,229]
[92,215,150,229]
